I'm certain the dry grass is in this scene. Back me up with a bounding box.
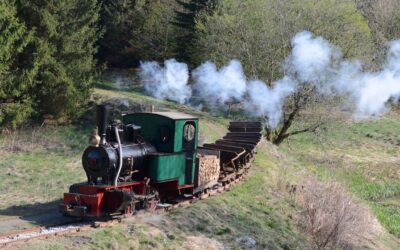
[295,177,381,249]
[0,125,89,210]
[281,105,400,238]
[0,125,88,155]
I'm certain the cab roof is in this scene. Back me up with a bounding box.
[151,111,198,120]
[125,111,198,120]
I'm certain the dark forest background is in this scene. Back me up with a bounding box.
[0,0,399,128]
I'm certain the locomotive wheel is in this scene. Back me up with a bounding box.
[144,198,158,210]
[142,185,159,210]
[123,204,135,217]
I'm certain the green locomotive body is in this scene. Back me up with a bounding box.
[123,112,198,186]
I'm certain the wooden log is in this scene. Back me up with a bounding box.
[196,151,220,187]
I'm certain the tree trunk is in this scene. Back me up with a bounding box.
[265,85,316,145]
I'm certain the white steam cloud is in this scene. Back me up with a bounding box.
[289,32,338,83]
[192,60,247,106]
[246,77,296,127]
[190,59,293,127]
[140,31,400,128]
[287,31,400,119]
[139,59,191,104]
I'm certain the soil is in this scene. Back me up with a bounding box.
[0,210,77,235]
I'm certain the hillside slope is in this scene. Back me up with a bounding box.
[1,79,399,249]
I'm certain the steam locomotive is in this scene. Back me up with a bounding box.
[60,105,262,218]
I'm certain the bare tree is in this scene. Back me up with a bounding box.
[355,0,400,66]
[194,0,374,145]
[356,0,400,40]
[265,85,322,145]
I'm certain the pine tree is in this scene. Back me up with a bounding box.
[174,0,217,63]
[98,0,138,67]
[97,0,184,66]
[128,0,183,62]
[0,0,33,128]
[15,0,100,120]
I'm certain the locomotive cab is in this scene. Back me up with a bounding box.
[123,112,199,199]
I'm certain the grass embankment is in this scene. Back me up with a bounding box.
[2,77,312,248]
[2,76,400,248]
[281,113,400,238]
[0,126,90,215]
[19,140,311,250]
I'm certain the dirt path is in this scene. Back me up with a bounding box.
[0,210,76,235]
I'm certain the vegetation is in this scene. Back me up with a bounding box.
[0,77,398,248]
[0,0,33,128]
[355,0,400,65]
[98,0,137,67]
[126,0,183,62]
[0,0,99,128]
[193,0,373,80]
[280,107,400,239]
[174,0,217,63]
[296,177,378,249]
[1,1,400,248]
[1,0,400,130]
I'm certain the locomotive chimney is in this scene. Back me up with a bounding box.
[97,104,109,145]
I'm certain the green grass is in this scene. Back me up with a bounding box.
[163,142,310,249]
[198,120,227,144]
[87,224,183,250]
[20,223,185,250]
[346,173,400,201]
[373,203,400,237]
[280,112,400,238]
[3,74,400,248]
[20,142,311,250]
[0,125,90,211]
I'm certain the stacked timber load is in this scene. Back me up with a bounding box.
[196,148,220,188]
[228,121,263,133]
[201,121,262,181]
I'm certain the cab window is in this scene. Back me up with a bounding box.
[160,126,171,143]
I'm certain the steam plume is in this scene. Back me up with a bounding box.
[287,31,400,119]
[139,59,191,104]
[192,60,247,106]
[288,31,339,84]
[139,31,400,128]
[245,77,296,127]
[190,60,293,127]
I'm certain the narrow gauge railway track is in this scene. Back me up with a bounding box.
[1,121,262,248]
[0,168,251,248]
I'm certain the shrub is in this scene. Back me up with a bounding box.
[295,177,380,249]
[0,101,35,129]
